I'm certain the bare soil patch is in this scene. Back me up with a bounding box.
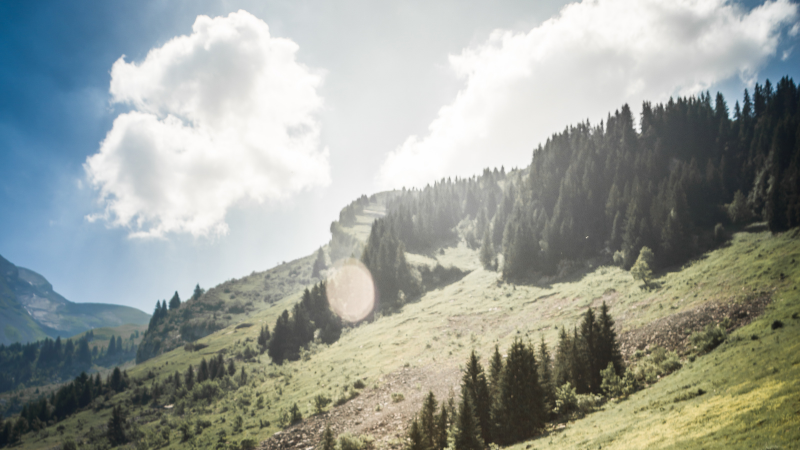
[618,291,772,358]
[259,364,460,450]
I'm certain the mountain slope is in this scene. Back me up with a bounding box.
[0,254,150,345]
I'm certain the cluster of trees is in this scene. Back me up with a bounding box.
[361,219,419,311]
[364,78,799,286]
[0,367,130,447]
[500,78,800,279]
[407,303,622,449]
[267,282,343,364]
[0,333,131,393]
[338,195,371,227]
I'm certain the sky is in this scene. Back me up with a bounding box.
[1,0,798,313]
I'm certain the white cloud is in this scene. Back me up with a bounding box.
[85,10,329,238]
[378,0,799,189]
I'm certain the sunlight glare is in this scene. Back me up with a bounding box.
[326,258,376,323]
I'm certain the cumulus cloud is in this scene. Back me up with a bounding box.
[85,10,329,238]
[378,0,799,189]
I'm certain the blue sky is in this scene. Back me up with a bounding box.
[1,0,798,313]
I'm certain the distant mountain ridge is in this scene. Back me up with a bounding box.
[0,253,150,345]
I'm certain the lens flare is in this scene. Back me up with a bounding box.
[326,258,376,323]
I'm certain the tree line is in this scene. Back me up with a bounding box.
[266,282,343,364]
[362,77,800,288]
[0,367,130,447]
[0,331,136,395]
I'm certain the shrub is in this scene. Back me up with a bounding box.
[575,393,603,414]
[289,403,303,424]
[771,320,784,330]
[554,382,577,417]
[240,438,257,450]
[690,324,726,354]
[338,433,372,450]
[600,362,623,398]
[391,393,404,403]
[629,347,682,385]
[314,394,332,414]
[353,379,366,389]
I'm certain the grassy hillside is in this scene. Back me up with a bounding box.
[14,209,800,449]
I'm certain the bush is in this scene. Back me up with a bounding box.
[714,223,728,244]
[771,320,784,330]
[554,382,578,417]
[630,347,682,385]
[600,362,623,398]
[314,394,332,414]
[690,324,726,354]
[575,393,603,414]
[353,379,366,389]
[240,438,257,450]
[289,403,302,424]
[390,393,404,403]
[338,433,372,450]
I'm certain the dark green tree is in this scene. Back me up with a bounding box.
[169,291,181,310]
[107,405,128,446]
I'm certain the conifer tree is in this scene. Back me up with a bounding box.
[479,229,495,270]
[169,291,181,310]
[462,350,492,444]
[107,405,128,446]
[321,424,336,450]
[407,418,424,450]
[435,402,449,450]
[420,391,438,450]
[496,339,544,445]
[258,324,271,352]
[452,386,484,450]
[597,301,623,376]
[198,358,209,383]
[185,365,195,390]
[538,336,554,414]
[192,283,205,301]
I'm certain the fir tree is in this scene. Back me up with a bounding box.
[496,339,544,445]
[407,418,424,450]
[169,291,181,310]
[107,405,128,446]
[462,350,492,444]
[452,386,483,450]
[321,424,336,450]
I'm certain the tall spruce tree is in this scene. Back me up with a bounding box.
[462,351,492,444]
[496,339,544,445]
[453,386,483,450]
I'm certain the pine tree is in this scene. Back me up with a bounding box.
[407,418,425,450]
[579,307,601,393]
[479,229,495,270]
[185,365,195,390]
[169,291,181,310]
[452,386,484,450]
[597,301,623,376]
[462,350,492,444]
[107,335,116,356]
[538,336,554,415]
[312,247,327,278]
[198,358,209,383]
[496,339,544,445]
[228,359,236,377]
[321,424,336,450]
[419,391,438,450]
[107,405,128,446]
[258,324,271,352]
[192,283,204,301]
[435,402,449,450]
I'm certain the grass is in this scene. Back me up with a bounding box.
[15,225,800,449]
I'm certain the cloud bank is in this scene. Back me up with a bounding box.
[85,10,329,238]
[378,0,799,189]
